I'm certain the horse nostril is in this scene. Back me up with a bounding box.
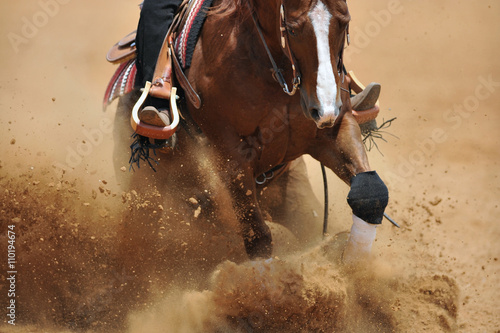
[310,108,320,121]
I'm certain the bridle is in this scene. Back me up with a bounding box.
[247,0,350,97]
[246,0,301,96]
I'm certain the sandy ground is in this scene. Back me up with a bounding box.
[0,0,499,332]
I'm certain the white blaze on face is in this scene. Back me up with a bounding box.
[309,1,341,119]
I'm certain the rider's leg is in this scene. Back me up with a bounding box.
[135,0,182,127]
[135,0,181,88]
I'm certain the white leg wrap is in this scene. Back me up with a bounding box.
[343,214,378,264]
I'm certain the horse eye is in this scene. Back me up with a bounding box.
[287,28,297,37]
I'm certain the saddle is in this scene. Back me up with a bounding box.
[103,0,213,139]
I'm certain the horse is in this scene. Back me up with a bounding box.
[114,0,389,260]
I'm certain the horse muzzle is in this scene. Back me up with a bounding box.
[300,90,342,129]
[302,104,341,129]
[311,106,341,128]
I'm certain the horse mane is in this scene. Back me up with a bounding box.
[209,0,247,19]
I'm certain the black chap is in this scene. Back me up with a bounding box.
[347,171,388,225]
[135,0,183,88]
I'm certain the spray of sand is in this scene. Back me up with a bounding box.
[0,98,459,333]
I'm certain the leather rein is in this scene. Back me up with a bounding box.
[246,0,301,96]
[246,0,350,97]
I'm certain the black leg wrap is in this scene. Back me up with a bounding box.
[347,171,388,224]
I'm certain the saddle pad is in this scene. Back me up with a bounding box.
[103,59,137,110]
[174,0,214,69]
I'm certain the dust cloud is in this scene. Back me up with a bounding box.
[0,152,460,332]
[1,0,499,332]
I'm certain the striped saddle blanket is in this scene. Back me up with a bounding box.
[103,0,213,109]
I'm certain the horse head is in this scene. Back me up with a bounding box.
[257,0,351,129]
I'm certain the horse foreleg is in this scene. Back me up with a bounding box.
[229,165,273,259]
[308,113,389,264]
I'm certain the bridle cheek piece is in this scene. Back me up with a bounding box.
[248,0,349,98]
[247,0,300,96]
[278,2,301,96]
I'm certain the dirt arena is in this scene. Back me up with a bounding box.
[1,0,499,332]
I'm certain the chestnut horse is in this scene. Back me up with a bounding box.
[117,0,389,260]
[163,0,390,259]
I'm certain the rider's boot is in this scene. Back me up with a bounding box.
[139,96,171,127]
[138,95,177,150]
[345,72,381,111]
[351,82,381,111]
[346,72,381,126]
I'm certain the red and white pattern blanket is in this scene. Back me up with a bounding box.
[174,0,213,69]
[103,59,137,109]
